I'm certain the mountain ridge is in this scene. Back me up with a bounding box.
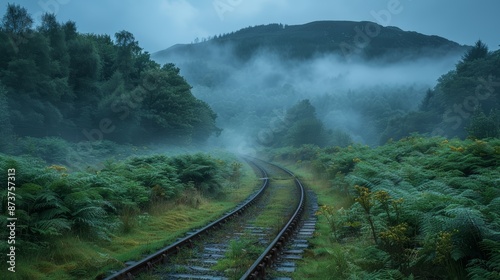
[152,20,469,64]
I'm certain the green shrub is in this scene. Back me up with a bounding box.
[272,136,500,278]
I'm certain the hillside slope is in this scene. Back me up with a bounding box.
[153,21,468,63]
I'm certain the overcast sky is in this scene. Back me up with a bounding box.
[3,0,500,53]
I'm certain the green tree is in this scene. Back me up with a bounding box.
[2,58,38,93]
[62,20,77,41]
[0,6,219,146]
[419,89,435,111]
[38,13,70,79]
[278,99,329,147]
[286,118,327,147]
[287,99,317,121]
[462,40,489,63]
[88,34,117,80]
[0,85,13,152]
[190,99,221,142]
[1,4,33,34]
[382,48,499,141]
[67,35,101,94]
[467,108,499,139]
[136,64,219,144]
[114,30,141,84]
[0,31,16,69]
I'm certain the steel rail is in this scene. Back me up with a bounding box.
[104,159,269,280]
[239,159,306,280]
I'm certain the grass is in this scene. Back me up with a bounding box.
[102,201,237,262]
[252,178,297,231]
[8,160,260,280]
[212,237,263,280]
[213,171,299,279]
[272,161,364,279]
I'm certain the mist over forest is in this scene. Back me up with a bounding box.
[162,48,463,147]
[152,22,489,149]
[2,8,497,157]
[1,4,499,280]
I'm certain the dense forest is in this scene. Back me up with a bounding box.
[177,39,499,148]
[0,5,228,278]
[152,22,498,148]
[382,41,500,142]
[309,43,500,145]
[0,4,220,153]
[154,22,467,62]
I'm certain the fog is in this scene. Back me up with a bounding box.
[153,42,463,149]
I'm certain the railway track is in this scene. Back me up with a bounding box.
[103,158,312,280]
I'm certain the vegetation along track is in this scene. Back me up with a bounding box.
[103,158,307,280]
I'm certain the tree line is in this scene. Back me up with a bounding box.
[382,40,500,143]
[0,4,220,151]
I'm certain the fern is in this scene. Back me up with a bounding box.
[419,213,454,238]
[268,136,499,278]
[480,239,500,271]
[61,185,116,239]
[487,198,500,213]
[72,206,107,228]
[397,163,432,186]
[444,207,485,260]
[417,181,458,196]
[467,239,500,279]
[460,189,483,201]
[364,269,407,280]
[31,218,71,236]
[345,174,376,190]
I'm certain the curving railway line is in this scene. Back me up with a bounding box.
[103,158,315,280]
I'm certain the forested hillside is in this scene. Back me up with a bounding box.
[151,21,478,148]
[382,41,500,142]
[0,4,220,151]
[153,21,467,64]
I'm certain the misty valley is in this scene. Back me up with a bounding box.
[0,3,499,280]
